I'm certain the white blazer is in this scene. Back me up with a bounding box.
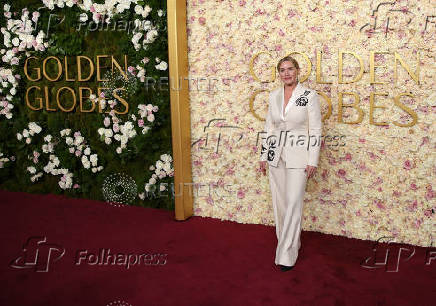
[259,82,322,168]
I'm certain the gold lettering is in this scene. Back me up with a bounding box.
[394,51,420,85]
[25,86,43,110]
[370,51,389,84]
[338,51,364,84]
[316,50,332,84]
[24,57,41,81]
[112,55,128,81]
[56,87,76,112]
[369,92,389,126]
[112,88,129,115]
[77,56,94,81]
[393,93,418,127]
[42,56,62,82]
[338,92,364,124]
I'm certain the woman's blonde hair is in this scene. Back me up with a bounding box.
[277,56,300,72]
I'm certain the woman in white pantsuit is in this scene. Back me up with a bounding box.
[259,56,322,272]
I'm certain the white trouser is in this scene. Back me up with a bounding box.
[268,153,307,266]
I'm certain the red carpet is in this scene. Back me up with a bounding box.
[0,189,434,306]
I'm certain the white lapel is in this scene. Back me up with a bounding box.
[276,82,305,120]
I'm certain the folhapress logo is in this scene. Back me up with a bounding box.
[360,236,415,272]
[10,236,65,272]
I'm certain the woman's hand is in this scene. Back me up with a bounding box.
[305,165,317,178]
[259,161,267,176]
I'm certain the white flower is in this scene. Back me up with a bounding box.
[155,61,168,71]
[97,128,105,136]
[60,129,71,136]
[156,160,164,169]
[104,129,113,138]
[103,117,110,127]
[134,5,143,15]
[17,133,23,141]
[90,154,98,166]
[147,113,155,122]
[74,135,84,146]
[44,135,52,142]
[79,13,88,22]
[104,137,112,145]
[26,138,31,144]
[116,147,122,154]
[27,166,36,174]
[84,147,91,155]
[65,137,73,146]
[28,122,42,134]
[12,38,19,47]
[81,154,88,163]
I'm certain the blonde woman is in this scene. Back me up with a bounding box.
[259,56,322,272]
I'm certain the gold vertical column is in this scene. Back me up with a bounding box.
[167,0,193,220]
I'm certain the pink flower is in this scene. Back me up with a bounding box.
[408,200,418,211]
[206,195,213,205]
[403,160,413,170]
[199,17,206,25]
[73,184,80,189]
[425,186,434,200]
[373,176,383,185]
[321,188,331,195]
[410,183,418,190]
[374,199,385,209]
[138,119,144,127]
[237,188,245,199]
[225,168,235,175]
[288,9,296,18]
[344,153,352,161]
[337,169,346,177]
[90,5,95,12]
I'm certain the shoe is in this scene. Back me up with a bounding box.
[279,265,294,272]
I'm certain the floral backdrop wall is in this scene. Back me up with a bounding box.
[186,0,435,247]
[0,0,175,210]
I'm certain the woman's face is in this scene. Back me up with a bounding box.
[278,61,299,86]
